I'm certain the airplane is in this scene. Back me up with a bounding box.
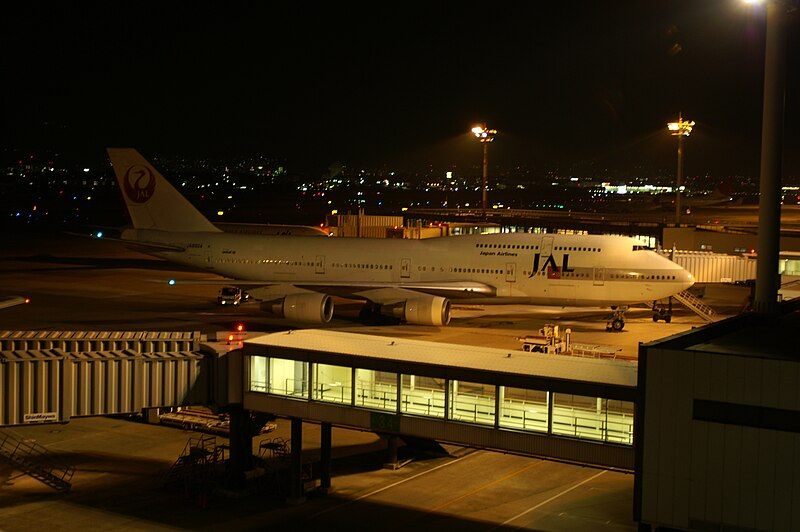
[106,148,694,331]
[0,296,30,310]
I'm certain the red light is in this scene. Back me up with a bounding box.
[227,334,234,342]
[24,298,30,304]
[237,324,244,332]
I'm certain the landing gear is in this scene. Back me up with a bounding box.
[605,306,628,332]
[652,298,673,323]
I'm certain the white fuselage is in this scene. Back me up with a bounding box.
[125,229,693,307]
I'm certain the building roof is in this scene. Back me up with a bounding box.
[644,301,800,361]
[245,329,637,389]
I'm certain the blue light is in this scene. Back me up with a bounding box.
[168,279,176,286]
[95,231,103,238]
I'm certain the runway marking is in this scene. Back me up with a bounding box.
[307,450,479,519]
[494,469,607,529]
[423,458,544,514]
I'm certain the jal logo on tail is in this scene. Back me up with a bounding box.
[123,165,156,203]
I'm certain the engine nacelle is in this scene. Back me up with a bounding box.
[382,296,451,326]
[261,293,334,323]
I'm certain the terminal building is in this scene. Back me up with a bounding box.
[636,300,800,530]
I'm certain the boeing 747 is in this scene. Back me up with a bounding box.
[107,148,694,330]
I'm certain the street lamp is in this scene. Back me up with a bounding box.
[667,114,695,225]
[471,124,497,214]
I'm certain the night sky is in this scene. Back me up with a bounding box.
[2,1,798,176]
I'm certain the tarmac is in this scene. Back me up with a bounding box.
[0,230,740,530]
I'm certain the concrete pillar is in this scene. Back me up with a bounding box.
[384,434,399,470]
[320,422,332,493]
[754,1,787,314]
[228,405,252,489]
[289,417,305,504]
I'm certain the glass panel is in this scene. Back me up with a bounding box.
[401,375,445,418]
[250,355,268,392]
[267,357,308,397]
[449,380,496,426]
[355,369,397,411]
[499,387,548,432]
[551,394,606,441]
[312,363,352,404]
[606,400,634,444]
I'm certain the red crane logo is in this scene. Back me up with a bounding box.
[123,165,156,203]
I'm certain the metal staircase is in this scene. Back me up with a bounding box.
[0,429,74,492]
[163,434,227,506]
[673,290,717,322]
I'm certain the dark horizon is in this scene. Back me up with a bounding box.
[2,1,798,177]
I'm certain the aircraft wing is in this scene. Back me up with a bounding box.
[0,296,29,310]
[65,232,186,253]
[163,278,496,301]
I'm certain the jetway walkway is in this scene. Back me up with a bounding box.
[666,250,757,283]
[0,331,209,426]
[243,329,638,471]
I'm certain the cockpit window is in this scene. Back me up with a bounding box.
[632,245,650,251]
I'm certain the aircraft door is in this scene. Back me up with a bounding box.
[593,267,605,286]
[400,258,411,279]
[315,255,325,274]
[505,262,516,283]
[541,236,554,257]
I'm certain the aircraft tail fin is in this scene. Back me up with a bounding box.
[107,148,221,233]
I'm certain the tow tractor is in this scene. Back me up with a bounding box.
[518,324,623,359]
[651,298,673,323]
[217,287,250,306]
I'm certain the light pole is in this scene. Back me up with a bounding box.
[471,124,497,215]
[667,114,695,225]
[744,0,791,314]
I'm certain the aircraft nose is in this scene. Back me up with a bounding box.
[681,268,695,290]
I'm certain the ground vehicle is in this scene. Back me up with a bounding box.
[217,287,249,306]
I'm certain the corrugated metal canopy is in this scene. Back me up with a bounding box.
[245,329,637,388]
[0,330,200,340]
[0,349,203,361]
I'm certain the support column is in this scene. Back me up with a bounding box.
[754,1,787,314]
[384,434,399,470]
[288,417,305,504]
[482,141,489,215]
[675,133,684,225]
[228,404,252,489]
[320,422,332,493]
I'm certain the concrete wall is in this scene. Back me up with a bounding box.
[638,347,800,530]
[664,227,800,254]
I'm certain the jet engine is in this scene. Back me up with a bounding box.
[261,293,334,323]
[381,295,451,326]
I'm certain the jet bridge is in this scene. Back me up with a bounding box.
[242,329,638,471]
[0,331,210,426]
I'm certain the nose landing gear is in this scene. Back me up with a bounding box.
[606,306,628,332]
